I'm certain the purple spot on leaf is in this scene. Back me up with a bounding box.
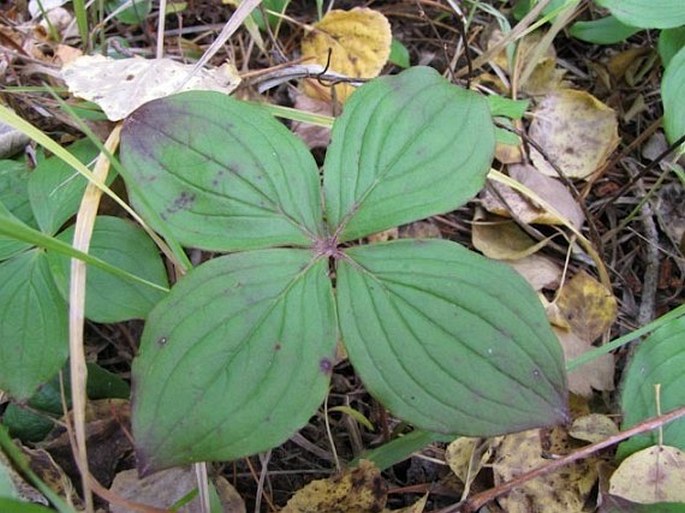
[319,358,333,375]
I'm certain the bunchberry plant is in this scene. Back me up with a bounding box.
[120,66,568,474]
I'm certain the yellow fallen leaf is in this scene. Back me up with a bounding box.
[301,8,392,103]
[492,428,597,513]
[529,89,619,179]
[445,437,494,495]
[569,414,619,444]
[609,445,685,504]
[281,459,387,513]
[556,270,617,342]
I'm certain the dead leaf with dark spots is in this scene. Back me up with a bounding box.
[609,446,685,504]
[281,459,387,513]
[529,89,619,179]
[492,427,598,513]
[472,210,546,260]
[556,270,618,342]
[569,414,619,443]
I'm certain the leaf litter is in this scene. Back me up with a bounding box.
[2,0,685,512]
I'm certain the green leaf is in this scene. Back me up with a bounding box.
[106,0,151,24]
[3,362,129,443]
[389,38,410,69]
[617,314,685,460]
[569,15,641,45]
[487,96,529,119]
[0,159,34,227]
[0,202,31,261]
[354,430,453,471]
[121,92,324,251]
[132,249,337,474]
[47,216,168,323]
[662,46,685,147]
[0,250,68,400]
[28,139,100,235]
[336,239,568,436]
[595,0,685,29]
[0,159,36,260]
[0,498,57,513]
[324,66,495,242]
[659,27,685,68]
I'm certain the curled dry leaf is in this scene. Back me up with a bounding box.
[281,460,387,513]
[62,55,241,121]
[471,210,546,260]
[301,8,392,103]
[481,163,585,228]
[556,270,618,342]
[609,445,685,504]
[529,89,620,179]
[492,427,598,513]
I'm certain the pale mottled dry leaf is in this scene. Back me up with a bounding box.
[554,327,615,396]
[445,437,493,485]
[570,414,619,443]
[110,467,203,513]
[62,55,241,121]
[301,8,392,102]
[654,182,685,254]
[215,476,246,513]
[493,428,598,513]
[556,270,618,342]
[485,28,564,95]
[0,121,29,158]
[281,460,387,513]
[506,254,562,291]
[481,163,585,228]
[529,89,620,179]
[609,446,685,504]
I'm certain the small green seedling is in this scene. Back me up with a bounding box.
[120,66,569,474]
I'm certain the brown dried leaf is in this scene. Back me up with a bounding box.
[492,428,598,513]
[554,327,615,396]
[300,8,392,103]
[506,254,562,291]
[382,494,428,513]
[281,460,387,513]
[291,91,333,149]
[609,446,685,504]
[529,89,620,179]
[556,270,618,342]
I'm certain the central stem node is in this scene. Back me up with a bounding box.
[313,236,343,259]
